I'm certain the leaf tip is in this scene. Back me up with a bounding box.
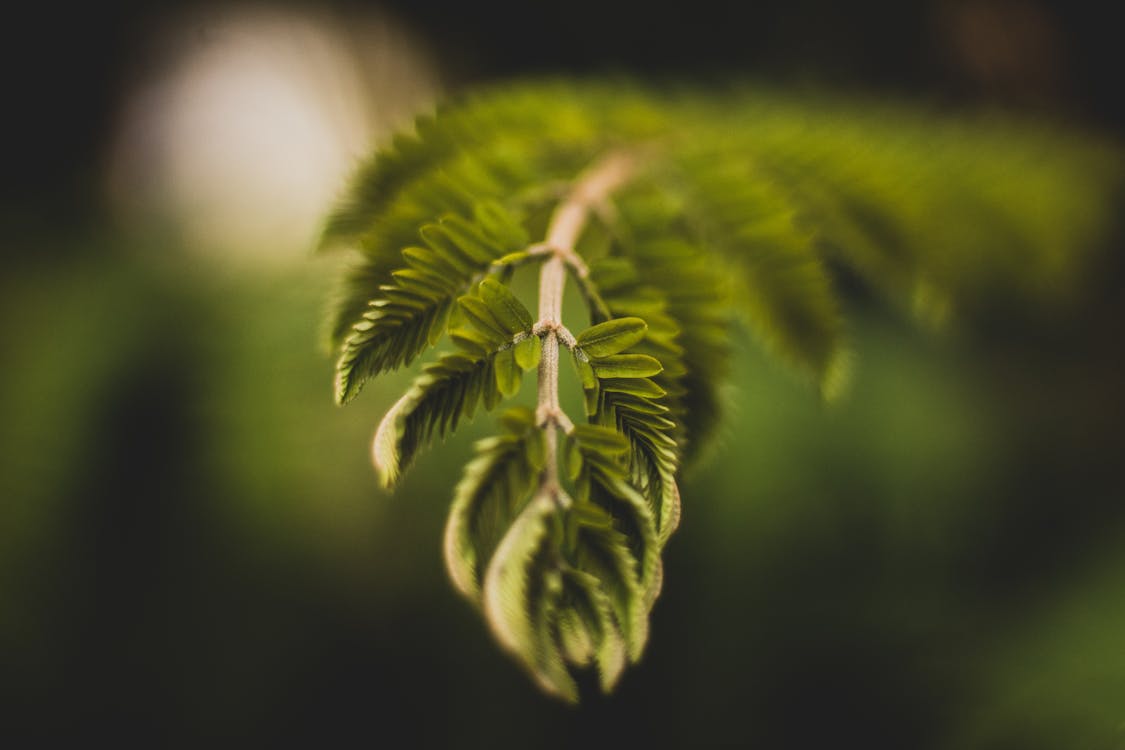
[371,392,411,488]
[334,369,355,406]
[443,502,480,601]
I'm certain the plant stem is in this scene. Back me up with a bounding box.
[535,151,635,498]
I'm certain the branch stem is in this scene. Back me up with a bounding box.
[535,151,635,498]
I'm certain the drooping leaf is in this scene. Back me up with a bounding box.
[482,492,578,702]
[556,568,627,691]
[569,426,663,606]
[371,350,498,487]
[560,567,628,692]
[444,407,544,599]
[569,501,648,660]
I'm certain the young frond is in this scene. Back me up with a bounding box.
[481,492,579,702]
[444,407,545,599]
[370,280,540,485]
[323,78,1122,702]
[334,205,530,404]
[569,315,682,539]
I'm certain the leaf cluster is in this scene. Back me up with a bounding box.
[321,79,1121,701]
[448,411,660,700]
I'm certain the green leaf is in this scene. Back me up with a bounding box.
[458,295,509,342]
[594,226,733,464]
[474,199,531,250]
[575,317,648,358]
[595,476,663,607]
[451,420,663,699]
[570,423,630,458]
[572,356,597,389]
[444,408,541,599]
[479,277,534,334]
[563,433,583,482]
[729,205,847,396]
[332,200,537,403]
[326,78,1124,704]
[418,223,479,274]
[583,381,600,417]
[494,347,522,397]
[436,214,506,264]
[493,250,535,267]
[600,377,666,399]
[324,257,401,349]
[513,334,542,371]
[560,568,627,692]
[570,503,648,661]
[569,427,664,609]
[370,340,509,487]
[591,354,663,379]
[335,293,453,404]
[482,493,578,703]
[591,374,682,541]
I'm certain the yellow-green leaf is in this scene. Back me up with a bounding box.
[480,277,533,333]
[494,347,521,397]
[575,317,648,358]
[591,354,663,379]
[513,334,542,371]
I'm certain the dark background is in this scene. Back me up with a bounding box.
[6,1,1124,227]
[3,1,1124,747]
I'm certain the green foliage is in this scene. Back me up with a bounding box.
[322,79,1121,701]
[571,318,681,540]
[573,317,647,358]
[444,407,546,600]
[370,280,539,486]
[457,418,665,701]
[334,205,530,404]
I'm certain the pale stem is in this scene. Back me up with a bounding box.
[535,151,635,497]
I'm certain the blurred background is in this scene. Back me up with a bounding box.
[2,1,1124,746]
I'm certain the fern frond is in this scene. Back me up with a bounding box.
[476,489,648,699]
[600,388,681,542]
[567,499,649,661]
[449,419,660,696]
[569,315,682,538]
[334,206,530,403]
[603,185,735,459]
[482,492,578,702]
[684,89,1121,316]
[583,257,693,444]
[370,351,495,487]
[566,425,663,606]
[370,281,539,485]
[444,407,545,599]
[557,567,627,692]
[324,78,1121,703]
